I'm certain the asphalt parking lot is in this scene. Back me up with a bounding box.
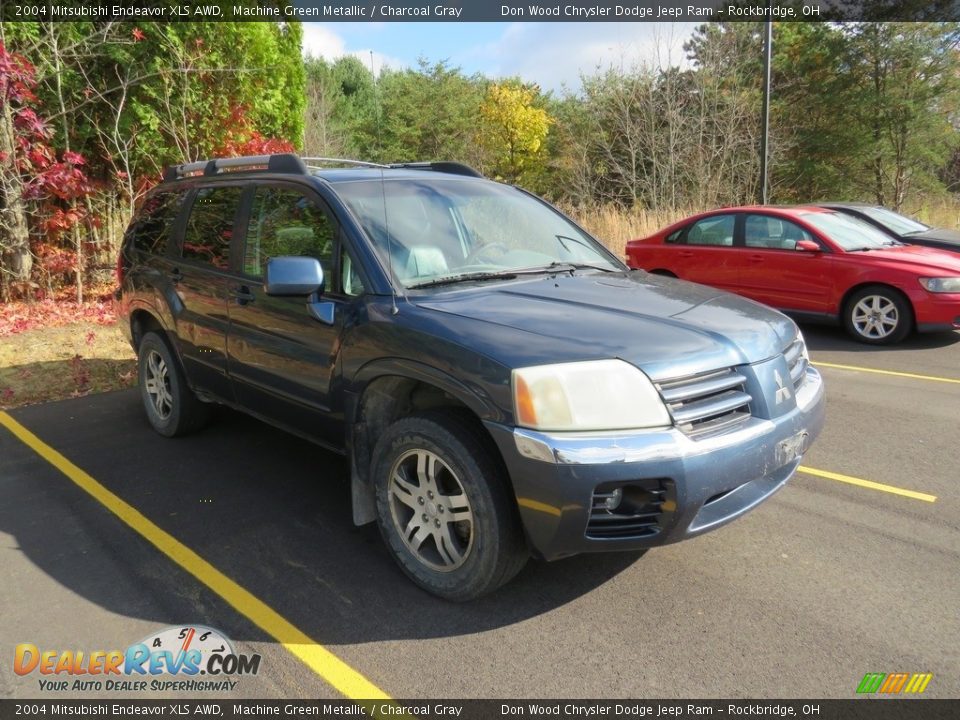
[1,324,958,700]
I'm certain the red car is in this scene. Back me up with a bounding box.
[626,206,960,344]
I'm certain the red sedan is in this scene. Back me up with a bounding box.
[626,206,960,344]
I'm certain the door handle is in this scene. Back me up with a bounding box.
[679,251,694,258]
[748,254,764,263]
[168,268,183,284]
[233,286,255,305]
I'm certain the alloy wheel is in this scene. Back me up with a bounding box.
[143,349,173,420]
[851,295,899,340]
[388,449,474,572]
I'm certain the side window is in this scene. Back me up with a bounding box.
[182,186,244,269]
[665,228,683,244]
[341,246,366,297]
[127,191,186,256]
[685,215,735,247]
[745,215,813,250]
[244,187,336,289]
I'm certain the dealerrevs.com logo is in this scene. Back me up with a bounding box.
[14,625,261,693]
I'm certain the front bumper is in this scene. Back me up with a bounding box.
[913,292,960,332]
[485,366,825,561]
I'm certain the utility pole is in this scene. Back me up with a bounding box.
[759,12,773,205]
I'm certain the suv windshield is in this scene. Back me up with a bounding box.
[859,206,929,235]
[335,178,621,287]
[799,211,900,251]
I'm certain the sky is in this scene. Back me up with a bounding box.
[300,22,699,93]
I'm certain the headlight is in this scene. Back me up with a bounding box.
[512,359,670,431]
[919,277,960,293]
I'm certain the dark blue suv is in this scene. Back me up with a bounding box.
[117,154,825,600]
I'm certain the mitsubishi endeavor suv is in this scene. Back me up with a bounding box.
[117,154,825,600]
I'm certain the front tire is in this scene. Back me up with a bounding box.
[371,411,528,601]
[842,285,913,345]
[137,331,212,437]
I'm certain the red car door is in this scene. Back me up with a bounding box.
[655,213,743,292]
[736,213,835,313]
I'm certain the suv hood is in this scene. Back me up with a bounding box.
[413,271,796,381]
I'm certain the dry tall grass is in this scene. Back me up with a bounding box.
[567,205,702,260]
[570,198,960,260]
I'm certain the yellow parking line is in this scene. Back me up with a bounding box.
[812,361,960,385]
[798,465,937,503]
[0,411,391,701]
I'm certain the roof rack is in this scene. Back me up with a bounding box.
[301,157,390,170]
[162,153,307,181]
[388,162,483,178]
[161,154,484,181]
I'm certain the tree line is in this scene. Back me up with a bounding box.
[1,20,958,303]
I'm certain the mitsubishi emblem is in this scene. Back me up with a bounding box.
[774,369,792,405]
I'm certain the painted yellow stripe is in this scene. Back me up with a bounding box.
[798,465,937,503]
[0,411,390,701]
[812,361,960,385]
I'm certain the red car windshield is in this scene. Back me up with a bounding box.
[799,211,899,251]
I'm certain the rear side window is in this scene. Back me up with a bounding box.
[126,191,185,256]
[685,215,735,247]
[182,186,245,269]
[243,187,336,288]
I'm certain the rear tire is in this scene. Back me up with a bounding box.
[842,285,912,345]
[137,331,212,437]
[371,411,528,601]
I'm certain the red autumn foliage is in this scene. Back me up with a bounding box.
[0,42,95,291]
[0,298,118,337]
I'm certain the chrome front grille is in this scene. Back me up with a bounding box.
[657,368,752,437]
[784,338,809,390]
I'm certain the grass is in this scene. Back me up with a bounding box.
[0,322,136,410]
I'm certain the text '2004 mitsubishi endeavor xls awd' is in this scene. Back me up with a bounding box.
[117,154,825,600]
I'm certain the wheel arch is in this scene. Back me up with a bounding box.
[347,360,511,526]
[839,281,915,328]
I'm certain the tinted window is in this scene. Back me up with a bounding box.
[744,215,813,250]
[244,187,335,289]
[127,191,185,255]
[685,215,735,246]
[182,186,244,269]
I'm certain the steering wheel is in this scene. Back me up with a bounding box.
[464,242,510,266]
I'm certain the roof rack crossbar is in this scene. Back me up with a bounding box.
[162,153,307,181]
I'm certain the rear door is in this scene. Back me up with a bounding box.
[169,184,249,401]
[666,213,743,292]
[225,183,367,445]
[737,213,834,313]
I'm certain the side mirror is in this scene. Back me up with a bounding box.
[796,240,821,252]
[264,256,324,296]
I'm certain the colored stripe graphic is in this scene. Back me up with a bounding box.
[857,672,933,694]
[857,673,886,694]
[880,672,909,693]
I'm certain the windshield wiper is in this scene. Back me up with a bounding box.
[539,261,617,274]
[407,262,616,289]
[408,271,519,289]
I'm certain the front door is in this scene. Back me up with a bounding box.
[737,213,834,314]
[225,184,360,445]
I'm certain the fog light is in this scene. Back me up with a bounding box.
[604,487,623,511]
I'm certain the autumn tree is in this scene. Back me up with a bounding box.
[479,81,552,183]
